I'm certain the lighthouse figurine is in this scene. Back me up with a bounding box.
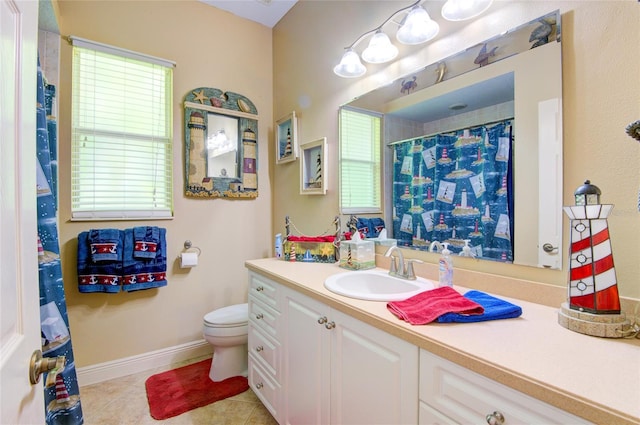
[558,180,630,337]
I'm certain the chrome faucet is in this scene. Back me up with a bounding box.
[384,246,405,277]
[429,240,443,253]
[384,246,423,280]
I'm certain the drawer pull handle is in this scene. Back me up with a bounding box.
[256,382,263,389]
[255,313,264,320]
[255,346,264,352]
[317,316,328,324]
[325,321,336,330]
[486,411,505,425]
[256,286,264,292]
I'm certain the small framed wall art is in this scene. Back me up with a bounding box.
[300,137,327,195]
[275,111,298,164]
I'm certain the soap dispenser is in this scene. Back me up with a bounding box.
[438,242,453,287]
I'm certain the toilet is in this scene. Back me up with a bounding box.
[202,303,249,382]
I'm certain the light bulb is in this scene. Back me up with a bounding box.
[396,6,439,45]
[361,30,398,64]
[333,49,366,78]
[441,0,493,21]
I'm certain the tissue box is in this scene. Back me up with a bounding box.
[339,239,375,270]
[368,237,397,248]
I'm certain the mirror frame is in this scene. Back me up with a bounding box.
[183,87,259,199]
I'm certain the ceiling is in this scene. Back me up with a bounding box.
[199,0,298,28]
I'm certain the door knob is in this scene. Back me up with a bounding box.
[542,243,558,253]
[29,350,65,387]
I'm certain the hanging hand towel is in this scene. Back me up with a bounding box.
[77,231,122,293]
[437,290,522,323]
[133,226,159,259]
[122,227,167,291]
[387,286,484,325]
[87,228,122,262]
[369,218,386,238]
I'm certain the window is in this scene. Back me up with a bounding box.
[70,36,174,219]
[339,107,382,213]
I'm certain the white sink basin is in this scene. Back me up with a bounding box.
[324,269,435,301]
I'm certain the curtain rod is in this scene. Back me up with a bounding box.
[387,116,514,146]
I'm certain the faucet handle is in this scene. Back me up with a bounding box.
[388,256,398,274]
[405,259,424,280]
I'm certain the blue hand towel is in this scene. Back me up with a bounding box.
[356,218,371,238]
[87,228,122,262]
[77,231,122,293]
[122,227,167,292]
[369,218,385,238]
[437,290,522,323]
[133,226,159,259]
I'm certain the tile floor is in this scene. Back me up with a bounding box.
[79,355,278,425]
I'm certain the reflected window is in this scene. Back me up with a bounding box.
[339,107,382,214]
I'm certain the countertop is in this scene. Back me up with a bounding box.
[245,257,640,425]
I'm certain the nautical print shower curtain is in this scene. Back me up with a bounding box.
[391,119,514,262]
[37,57,84,424]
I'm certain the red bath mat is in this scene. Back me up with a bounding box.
[145,359,249,420]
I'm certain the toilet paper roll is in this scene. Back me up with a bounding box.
[180,252,198,268]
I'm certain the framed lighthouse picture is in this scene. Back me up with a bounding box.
[276,111,298,164]
[300,137,327,195]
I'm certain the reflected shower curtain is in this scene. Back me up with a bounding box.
[37,57,84,424]
[391,119,514,262]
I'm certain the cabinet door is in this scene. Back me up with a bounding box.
[330,308,419,425]
[283,289,331,425]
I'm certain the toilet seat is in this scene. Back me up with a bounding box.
[204,303,248,328]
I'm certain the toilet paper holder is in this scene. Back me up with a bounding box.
[182,240,201,256]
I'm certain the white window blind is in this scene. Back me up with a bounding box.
[339,107,382,214]
[70,36,174,219]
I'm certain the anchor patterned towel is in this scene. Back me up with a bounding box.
[133,226,159,259]
[88,228,122,262]
[122,227,167,292]
[77,230,123,293]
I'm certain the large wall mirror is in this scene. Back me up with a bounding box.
[184,87,259,199]
[344,11,563,269]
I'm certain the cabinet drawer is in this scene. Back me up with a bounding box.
[248,271,280,310]
[419,400,457,425]
[248,324,280,380]
[249,357,281,422]
[248,297,280,340]
[419,350,591,425]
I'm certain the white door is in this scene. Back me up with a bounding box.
[0,0,44,423]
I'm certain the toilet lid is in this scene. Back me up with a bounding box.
[204,303,248,327]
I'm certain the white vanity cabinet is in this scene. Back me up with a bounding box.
[247,271,284,422]
[248,269,419,425]
[418,350,592,425]
[282,286,419,425]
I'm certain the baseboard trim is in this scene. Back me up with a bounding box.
[76,340,212,387]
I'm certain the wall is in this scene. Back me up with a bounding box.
[55,1,273,367]
[273,1,640,300]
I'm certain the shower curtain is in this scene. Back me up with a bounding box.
[37,57,84,424]
[391,119,514,262]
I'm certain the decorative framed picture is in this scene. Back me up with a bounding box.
[300,137,327,195]
[275,111,298,164]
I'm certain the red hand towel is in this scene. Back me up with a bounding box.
[387,286,484,325]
